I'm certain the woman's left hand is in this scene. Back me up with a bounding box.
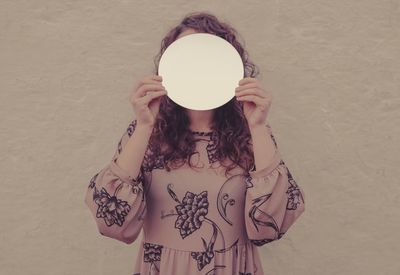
[235,77,272,128]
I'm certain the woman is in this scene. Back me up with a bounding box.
[84,11,305,275]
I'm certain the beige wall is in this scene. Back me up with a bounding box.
[1,1,399,274]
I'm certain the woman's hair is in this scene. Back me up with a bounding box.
[148,11,261,177]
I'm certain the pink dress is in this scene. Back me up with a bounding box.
[84,119,305,275]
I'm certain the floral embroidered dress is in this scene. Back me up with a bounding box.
[84,119,305,275]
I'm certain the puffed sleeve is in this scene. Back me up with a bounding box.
[244,123,305,246]
[84,119,149,245]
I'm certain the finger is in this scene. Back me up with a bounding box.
[133,75,163,93]
[142,90,167,105]
[238,77,257,86]
[153,75,163,81]
[236,94,264,106]
[135,83,166,98]
[235,87,267,98]
[146,74,163,82]
[131,82,164,102]
[235,82,261,92]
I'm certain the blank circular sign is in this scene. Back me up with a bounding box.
[158,33,244,110]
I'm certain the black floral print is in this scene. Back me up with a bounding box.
[92,186,132,227]
[191,219,218,271]
[142,145,165,172]
[245,160,305,247]
[143,242,163,262]
[285,165,304,210]
[117,119,137,155]
[205,131,219,164]
[175,190,209,239]
[191,248,214,271]
[88,172,98,189]
[266,123,278,149]
[247,191,279,231]
[191,130,219,164]
[160,184,228,272]
[89,159,145,227]
[203,265,227,275]
[245,171,283,246]
[143,242,163,273]
[216,174,244,227]
[250,237,276,246]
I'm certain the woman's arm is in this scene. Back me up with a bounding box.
[114,121,153,180]
[245,122,305,246]
[84,119,153,244]
[249,122,277,173]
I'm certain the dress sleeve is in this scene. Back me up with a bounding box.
[84,119,149,245]
[244,123,305,246]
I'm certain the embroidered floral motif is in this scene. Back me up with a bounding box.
[161,184,227,271]
[216,174,245,227]
[143,242,163,272]
[205,131,219,164]
[245,164,281,246]
[191,131,219,164]
[191,249,214,270]
[247,192,279,234]
[190,218,218,271]
[88,172,98,189]
[250,237,276,246]
[92,186,131,227]
[117,119,137,155]
[126,119,137,137]
[287,184,303,210]
[142,146,164,172]
[130,170,146,194]
[204,265,227,274]
[246,161,305,246]
[286,166,304,210]
[266,123,278,149]
[143,242,163,261]
[175,190,209,239]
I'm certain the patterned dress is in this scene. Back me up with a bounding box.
[84,119,305,275]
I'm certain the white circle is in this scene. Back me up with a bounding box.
[158,33,244,110]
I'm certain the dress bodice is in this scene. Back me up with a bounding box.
[143,131,249,252]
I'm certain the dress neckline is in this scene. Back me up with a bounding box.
[190,130,214,136]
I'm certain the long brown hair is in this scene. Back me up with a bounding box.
[148,11,260,177]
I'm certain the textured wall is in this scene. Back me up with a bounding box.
[1,1,399,274]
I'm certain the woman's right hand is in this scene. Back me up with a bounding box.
[130,74,167,127]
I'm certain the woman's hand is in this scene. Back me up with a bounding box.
[235,77,272,128]
[130,74,167,127]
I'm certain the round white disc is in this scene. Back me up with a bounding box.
[158,33,244,110]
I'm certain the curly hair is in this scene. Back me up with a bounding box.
[147,11,261,177]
